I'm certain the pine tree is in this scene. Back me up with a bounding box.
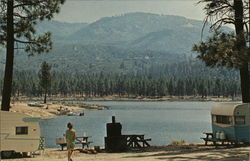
[193,0,250,102]
[0,0,65,110]
[38,61,51,103]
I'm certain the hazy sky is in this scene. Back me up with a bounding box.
[55,0,205,23]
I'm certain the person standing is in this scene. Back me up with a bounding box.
[66,122,76,161]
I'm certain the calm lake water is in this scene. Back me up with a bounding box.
[39,101,218,148]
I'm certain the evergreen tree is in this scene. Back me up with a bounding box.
[0,0,65,110]
[193,0,250,102]
[168,79,174,96]
[38,61,51,103]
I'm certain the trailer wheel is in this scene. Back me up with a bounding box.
[1,151,14,158]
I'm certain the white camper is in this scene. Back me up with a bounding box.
[0,111,41,155]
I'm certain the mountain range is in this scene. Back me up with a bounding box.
[0,12,232,73]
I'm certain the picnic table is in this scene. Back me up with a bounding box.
[75,136,93,148]
[56,136,92,150]
[123,134,151,148]
[201,132,229,146]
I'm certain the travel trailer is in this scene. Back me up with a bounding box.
[211,103,250,143]
[0,111,41,156]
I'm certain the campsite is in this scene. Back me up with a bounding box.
[1,0,250,160]
[1,101,250,160]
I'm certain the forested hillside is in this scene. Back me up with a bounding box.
[0,13,239,98]
[10,44,186,73]
[0,13,232,73]
[0,59,240,99]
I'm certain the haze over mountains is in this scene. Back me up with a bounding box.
[43,12,210,53]
[0,12,232,73]
[66,13,207,51]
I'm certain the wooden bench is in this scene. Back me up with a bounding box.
[56,138,67,150]
[57,143,67,150]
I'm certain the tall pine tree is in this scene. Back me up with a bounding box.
[0,0,65,110]
[38,61,51,104]
[193,0,250,102]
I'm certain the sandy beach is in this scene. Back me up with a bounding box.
[2,144,250,161]
[9,102,105,119]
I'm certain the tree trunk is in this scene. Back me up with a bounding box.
[44,88,47,104]
[240,64,250,102]
[234,0,250,103]
[1,0,14,111]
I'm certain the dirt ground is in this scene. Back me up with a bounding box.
[2,144,250,161]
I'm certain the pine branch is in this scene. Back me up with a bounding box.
[207,5,232,16]
[13,13,29,19]
[210,17,235,29]
[14,38,37,44]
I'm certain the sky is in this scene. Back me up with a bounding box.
[54,0,205,23]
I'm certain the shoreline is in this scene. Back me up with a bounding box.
[4,96,241,119]
[8,102,107,119]
[9,95,241,102]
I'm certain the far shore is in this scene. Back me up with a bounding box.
[9,95,241,102]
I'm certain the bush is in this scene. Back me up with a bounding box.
[170,139,186,146]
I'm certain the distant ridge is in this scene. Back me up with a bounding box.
[0,12,232,73]
[67,12,208,50]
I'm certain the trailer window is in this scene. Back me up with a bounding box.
[16,126,28,135]
[215,115,231,124]
[235,116,245,125]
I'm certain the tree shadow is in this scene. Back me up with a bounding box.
[123,145,250,161]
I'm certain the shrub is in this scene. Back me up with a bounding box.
[170,139,186,146]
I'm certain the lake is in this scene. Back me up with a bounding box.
[39,101,217,148]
